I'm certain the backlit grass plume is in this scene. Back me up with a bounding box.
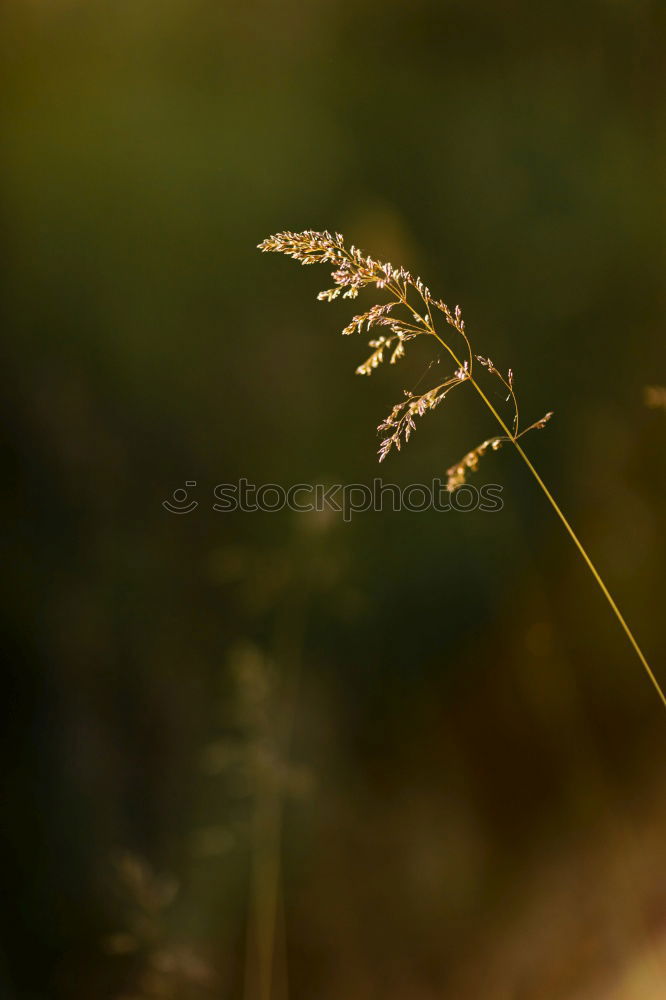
[259,230,665,708]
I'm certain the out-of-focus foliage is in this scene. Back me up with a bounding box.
[2,1,666,997]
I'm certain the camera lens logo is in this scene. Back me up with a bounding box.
[163,481,198,514]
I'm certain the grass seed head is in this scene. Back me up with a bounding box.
[259,230,552,486]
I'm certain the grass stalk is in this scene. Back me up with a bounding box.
[258,230,665,708]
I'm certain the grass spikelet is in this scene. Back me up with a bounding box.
[259,230,551,471]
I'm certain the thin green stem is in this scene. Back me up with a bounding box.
[427,327,665,709]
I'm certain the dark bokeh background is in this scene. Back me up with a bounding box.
[3,1,666,997]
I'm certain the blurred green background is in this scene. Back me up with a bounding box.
[3,1,666,997]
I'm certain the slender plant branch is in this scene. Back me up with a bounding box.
[426,320,665,709]
[258,230,665,709]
